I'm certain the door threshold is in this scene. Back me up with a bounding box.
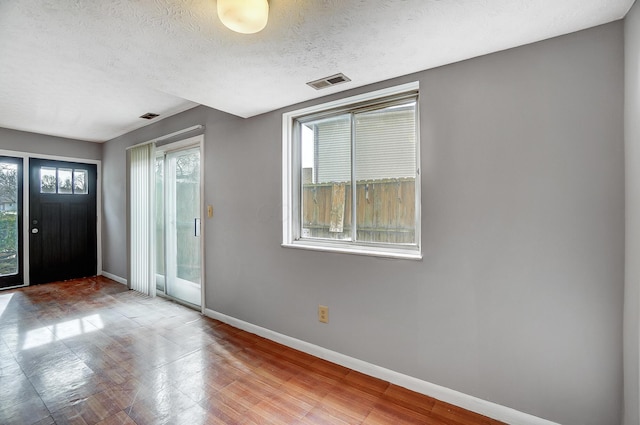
[156,291,201,311]
[0,283,28,291]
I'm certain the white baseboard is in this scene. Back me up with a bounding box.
[99,271,127,286]
[204,308,559,425]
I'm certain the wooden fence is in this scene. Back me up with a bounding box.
[302,178,415,244]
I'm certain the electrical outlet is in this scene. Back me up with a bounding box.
[318,305,329,323]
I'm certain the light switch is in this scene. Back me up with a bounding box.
[207,205,213,218]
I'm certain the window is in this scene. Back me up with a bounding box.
[282,82,421,259]
[58,168,73,194]
[73,169,88,194]
[40,166,89,195]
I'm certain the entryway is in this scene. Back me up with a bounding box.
[0,155,98,289]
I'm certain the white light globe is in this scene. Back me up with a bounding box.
[217,0,269,34]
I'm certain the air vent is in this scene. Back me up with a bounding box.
[140,112,159,120]
[307,73,351,90]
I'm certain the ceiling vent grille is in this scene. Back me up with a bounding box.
[140,112,160,120]
[307,73,351,90]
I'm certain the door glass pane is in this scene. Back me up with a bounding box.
[40,167,56,193]
[73,169,88,194]
[58,168,73,194]
[0,162,18,276]
[155,156,165,292]
[174,149,201,285]
[354,101,417,244]
[300,114,352,241]
[164,146,201,306]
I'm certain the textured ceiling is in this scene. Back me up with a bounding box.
[0,0,634,143]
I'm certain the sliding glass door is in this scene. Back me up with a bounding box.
[155,143,202,307]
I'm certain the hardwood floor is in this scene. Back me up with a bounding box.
[0,277,505,425]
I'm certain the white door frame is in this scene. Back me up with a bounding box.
[155,135,205,312]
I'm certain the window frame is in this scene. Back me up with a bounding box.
[282,82,422,260]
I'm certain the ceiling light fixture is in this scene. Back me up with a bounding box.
[217,0,269,34]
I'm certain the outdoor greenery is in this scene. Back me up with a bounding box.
[0,212,17,275]
[0,164,18,276]
[41,171,56,193]
[155,152,201,284]
[0,164,17,203]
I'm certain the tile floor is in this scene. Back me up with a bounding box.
[0,276,505,425]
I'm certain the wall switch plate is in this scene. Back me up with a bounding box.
[207,205,213,218]
[318,305,329,323]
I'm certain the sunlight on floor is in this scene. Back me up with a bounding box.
[22,314,104,350]
[0,293,14,317]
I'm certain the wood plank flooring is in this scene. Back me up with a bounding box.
[0,277,505,425]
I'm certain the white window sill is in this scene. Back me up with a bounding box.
[281,241,422,260]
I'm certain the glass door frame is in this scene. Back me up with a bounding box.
[154,135,205,311]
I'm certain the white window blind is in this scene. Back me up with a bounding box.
[129,143,156,296]
[354,104,417,181]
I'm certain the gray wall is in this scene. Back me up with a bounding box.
[0,127,101,160]
[103,22,625,425]
[101,106,239,279]
[624,2,640,424]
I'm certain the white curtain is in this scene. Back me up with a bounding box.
[129,143,156,296]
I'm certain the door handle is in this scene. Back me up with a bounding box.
[194,218,201,237]
[31,228,39,234]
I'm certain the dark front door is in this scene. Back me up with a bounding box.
[29,158,97,284]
